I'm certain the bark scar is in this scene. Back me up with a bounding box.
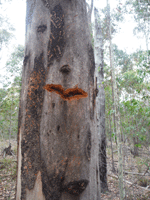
[44,84,88,101]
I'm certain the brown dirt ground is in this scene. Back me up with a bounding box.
[0,140,150,200]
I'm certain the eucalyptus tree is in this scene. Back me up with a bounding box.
[94,7,108,192]
[107,0,125,199]
[99,2,124,146]
[16,0,101,200]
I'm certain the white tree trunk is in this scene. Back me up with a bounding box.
[94,7,107,192]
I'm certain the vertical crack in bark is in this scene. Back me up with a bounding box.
[23,54,30,66]
[85,125,91,161]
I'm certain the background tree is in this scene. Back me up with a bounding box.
[94,7,108,192]
[106,0,125,199]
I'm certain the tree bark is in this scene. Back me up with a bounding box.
[16,0,101,200]
[94,7,108,192]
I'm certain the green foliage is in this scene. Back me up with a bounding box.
[0,2,15,53]
[125,0,150,21]
[99,4,124,41]
[6,44,24,78]
[0,45,24,139]
[0,29,13,49]
[125,0,149,49]
[0,157,17,179]
[105,45,150,148]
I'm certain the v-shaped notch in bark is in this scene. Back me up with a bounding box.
[44,84,88,101]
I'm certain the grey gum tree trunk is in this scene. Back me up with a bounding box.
[16,0,101,200]
[94,8,108,192]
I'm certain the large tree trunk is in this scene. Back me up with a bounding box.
[16,0,101,200]
[94,8,108,192]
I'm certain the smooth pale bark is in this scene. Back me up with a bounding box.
[94,8,107,192]
[106,0,125,199]
[16,0,100,200]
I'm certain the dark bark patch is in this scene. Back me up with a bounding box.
[90,88,96,120]
[52,102,55,108]
[47,132,49,136]
[63,179,89,196]
[37,25,47,33]
[85,127,91,161]
[47,4,65,66]
[21,52,46,199]
[99,138,108,192]
[60,65,71,74]
[23,54,30,66]
[57,125,60,131]
[41,158,68,200]
[44,84,88,101]
[88,44,95,83]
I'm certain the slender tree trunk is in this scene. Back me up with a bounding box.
[107,0,125,199]
[109,115,115,173]
[16,0,101,200]
[110,75,117,146]
[94,7,108,192]
[133,137,139,157]
[106,2,117,146]
[87,0,93,24]
[9,98,13,145]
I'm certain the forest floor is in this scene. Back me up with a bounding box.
[102,142,150,200]
[0,139,17,200]
[0,139,150,200]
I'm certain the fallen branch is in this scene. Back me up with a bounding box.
[129,167,149,188]
[108,173,150,192]
[124,171,150,176]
